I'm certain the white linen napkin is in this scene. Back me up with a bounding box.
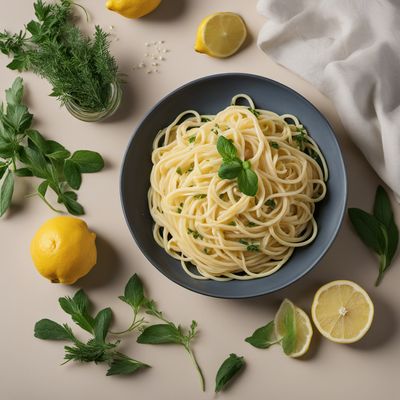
[257,0,400,200]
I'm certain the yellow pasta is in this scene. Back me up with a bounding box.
[149,95,328,281]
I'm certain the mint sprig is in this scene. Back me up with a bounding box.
[216,136,258,196]
[0,77,104,217]
[348,185,399,286]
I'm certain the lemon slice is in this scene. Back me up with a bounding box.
[311,280,374,344]
[274,299,313,358]
[194,12,247,58]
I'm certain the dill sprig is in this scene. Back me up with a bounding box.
[0,0,120,112]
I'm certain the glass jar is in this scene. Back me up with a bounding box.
[64,81,122,122]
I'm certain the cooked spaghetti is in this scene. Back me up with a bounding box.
[148,95,328,280]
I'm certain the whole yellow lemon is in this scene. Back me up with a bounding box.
[106,0,161,19]
[30,216,97,284]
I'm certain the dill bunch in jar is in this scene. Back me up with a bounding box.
[0,0,122,121]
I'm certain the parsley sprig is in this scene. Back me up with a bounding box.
[0,78,104,216]
[216,136,258,196]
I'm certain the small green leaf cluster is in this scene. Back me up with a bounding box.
[348,185,399,286]
[245,299,297,355]
[0,0,120,112]
[34,274,205,387]
[216,136,258,196]
[34,289,148,376]
[0,78,104,216]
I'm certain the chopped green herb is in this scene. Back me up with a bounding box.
[194,194,207,199]
[270,142,280,149]
[177,208,182,214]
[187,163,194,173]
[265,199,276,210]
[203,248,210,255]
[211,128,218,135]
[189,136,196,144]
[248,108,260,117]
[201,117,211,122]
[247,222,258,227]
[188,228,203,240]
[176,167,183,175]
[228,221,237,226]
[239,239,259,252]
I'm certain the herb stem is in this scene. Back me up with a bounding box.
[110,313,145,335]
[185,344,205,392]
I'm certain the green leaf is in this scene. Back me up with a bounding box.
[348,208,387,255]
[64,159,82,190]
[70,150,104,173]
[62,195,84,215]
[119,274,145,312]
[37,180,48,197]
[0,136,14,158]
[137,324,182,345]
[238,168,258,196]
[6,56,28,71]
[45,140,67,154]
[373,186,399,265]
[14,167,33,177]
[215,353,245,392]
[34,319,74,341]
[5,103,32,133]
[0,170,14,217]
[5,77,23,105]
[106,354,149,376]
[0,162,8,180]
[26,20,41,37]
[218,159,243,179]
[281,304,296,356]
[94,308,112,343]
[47,150,71,160]
[58,290,95,334]
[27,129,48,152]
[63,190,77,201]
[217,136,237,161]
[245,321,277,349]
[22,147,50,179]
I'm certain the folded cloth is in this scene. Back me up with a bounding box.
[257,0,400,200]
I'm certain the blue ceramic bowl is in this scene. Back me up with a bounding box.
[120,73,347,298]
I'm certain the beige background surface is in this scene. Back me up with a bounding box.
[1,1,399,399]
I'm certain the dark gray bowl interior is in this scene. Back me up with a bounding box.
[120,73,347,298]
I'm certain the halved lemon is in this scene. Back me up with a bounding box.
[311,280,374,344]
[194,12,247,58]
[275,299,313,358]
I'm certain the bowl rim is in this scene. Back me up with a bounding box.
[120,72,348,299]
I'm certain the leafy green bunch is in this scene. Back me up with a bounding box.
[0,77,104,216]
[35,289,148,376]
[0,0,120,112]
[348,185,399,286]
[35,274,205,388]
[217,136,258,196]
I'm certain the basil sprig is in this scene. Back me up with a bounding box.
[216,136,258,196]
[348,185,399,286]
[215,353,245,392]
